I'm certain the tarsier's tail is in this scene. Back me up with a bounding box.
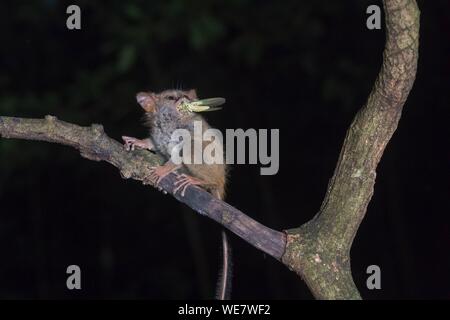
[216,230,232,300]
[213,188,232,300]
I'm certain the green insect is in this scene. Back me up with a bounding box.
[179,97,226,113]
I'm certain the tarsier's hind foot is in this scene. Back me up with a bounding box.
[148,162,180,186]
[122,136,154,151]
[173,174,207,197]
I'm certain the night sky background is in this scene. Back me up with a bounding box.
[0,0,449,299]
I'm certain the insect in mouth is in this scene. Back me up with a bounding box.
[178,97,226,113]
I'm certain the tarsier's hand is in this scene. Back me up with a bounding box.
[122,136,154,151]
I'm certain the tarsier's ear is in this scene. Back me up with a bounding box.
[136,92,156,113]
[186,89,198,100]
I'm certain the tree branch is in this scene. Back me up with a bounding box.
[0,115,286,260]
[282,0,420,299]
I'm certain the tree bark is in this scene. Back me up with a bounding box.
[282,0,420,299]
[0,115,286,260]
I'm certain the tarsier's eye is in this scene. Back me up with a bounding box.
[166,95,177,101]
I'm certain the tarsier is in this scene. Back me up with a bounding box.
[122,89,231,299]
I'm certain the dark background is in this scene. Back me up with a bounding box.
[0,0,449,299]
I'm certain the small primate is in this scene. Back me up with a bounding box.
[122,89,231,299]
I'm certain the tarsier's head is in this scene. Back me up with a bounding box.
[136,89,225,117]
[136,89,198,116]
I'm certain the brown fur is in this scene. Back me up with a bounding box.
[134,89,231,299]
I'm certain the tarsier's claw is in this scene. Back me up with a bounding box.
[122,136,136,151]
[173,174,205,197]
[122,136,153,152]
[148,163,180,188]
